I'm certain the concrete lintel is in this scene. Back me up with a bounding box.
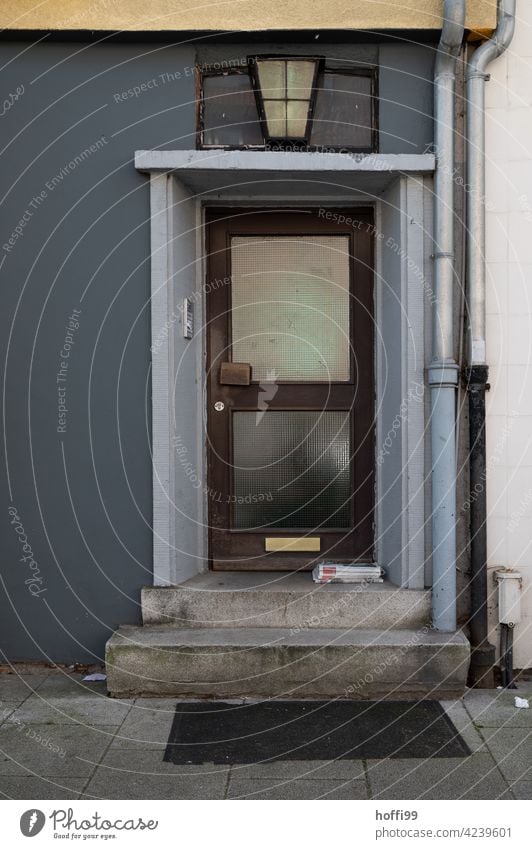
[135,150,435,175]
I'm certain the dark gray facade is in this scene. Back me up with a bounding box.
[0,38,435,662]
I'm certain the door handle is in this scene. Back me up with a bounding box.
[219,362,252,385]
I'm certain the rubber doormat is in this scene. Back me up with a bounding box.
[164,700,470,764]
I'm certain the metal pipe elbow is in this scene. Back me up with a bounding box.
[435,0,466,76]
[467,0,516,79]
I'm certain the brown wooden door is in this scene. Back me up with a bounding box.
[206,208,374,570]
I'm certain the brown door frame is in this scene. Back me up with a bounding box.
[205,207,375,570]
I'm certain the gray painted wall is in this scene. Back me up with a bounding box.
[0,38,435,661]
[379,44,435,154]
[1,41,196,662]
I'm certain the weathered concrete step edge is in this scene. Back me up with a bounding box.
[106,626,469,700]
[141,586,432,630]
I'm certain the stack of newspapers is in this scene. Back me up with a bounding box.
[312,563,384,584]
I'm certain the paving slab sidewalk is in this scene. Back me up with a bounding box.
[0,671,530,800]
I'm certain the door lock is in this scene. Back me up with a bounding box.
[214,401,225,412]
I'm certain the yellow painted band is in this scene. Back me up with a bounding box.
[0,1,497,33]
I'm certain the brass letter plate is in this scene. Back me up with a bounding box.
[265,537,321,553]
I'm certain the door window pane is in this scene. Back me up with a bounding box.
[202,73,263,147]
[311,73,373,149]
[231,235,351,382]
[232,411,351,529]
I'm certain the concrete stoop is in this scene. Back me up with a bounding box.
[105,625,470,699]
[141,572,432,630]
[105,573,470,699]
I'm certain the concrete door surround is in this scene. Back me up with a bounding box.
[105,151,472,700]
[136,150,435,589]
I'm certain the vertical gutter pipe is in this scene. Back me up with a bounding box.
[430,0,465,632]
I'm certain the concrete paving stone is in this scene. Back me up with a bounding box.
[481,728,532,781]
[9,694,133,726]
[132,698,181,711]
[463,689,532,728]
[366,754,511,800]
[0,776,85,799]
[227,778,369,799]
[0,673,49,701]
[0,703,19,726]
[0,674,526,800]
[37,674,108,698]
[440,699,488,753]
[0,722,116,777]
[99,748,231,778]
[508,781,532,799]
[106,739,168,754]
[229,759,366,781]
[83,769,227,799]
[109,700,177,749]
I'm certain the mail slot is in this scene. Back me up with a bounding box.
[265,537,321,553]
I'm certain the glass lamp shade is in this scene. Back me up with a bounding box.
[254,58,318,140]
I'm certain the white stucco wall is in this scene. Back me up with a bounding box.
[485,0,532,669]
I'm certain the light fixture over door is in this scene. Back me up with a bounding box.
[250,56,322,145]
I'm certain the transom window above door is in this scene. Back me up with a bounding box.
[198,56,377,152]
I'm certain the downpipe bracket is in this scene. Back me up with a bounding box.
[464,364,489,387]
[466,71,491,82]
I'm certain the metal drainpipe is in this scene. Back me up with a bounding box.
[430,0,465,632]
[465,0,516,686]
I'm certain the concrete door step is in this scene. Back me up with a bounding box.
[142,572,431,630]
[105,625,470,699]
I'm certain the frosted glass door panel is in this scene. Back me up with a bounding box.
[232,410,351,529]
[231,235,350,382]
